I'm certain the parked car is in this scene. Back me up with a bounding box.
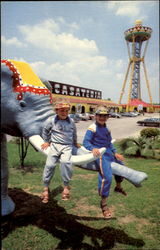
[69,114,80,123]
[79,113,90,121]
[137,118,160,127]
[121,112,136,117]
[74,113,81,121]
[129,112,139,117]
[109,112,121,118]
[86,113,95,120]
[133,111,141,116]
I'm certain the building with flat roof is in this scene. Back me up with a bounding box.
[48,80,159,114]
[49,80,119,113]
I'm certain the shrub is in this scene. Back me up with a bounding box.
[124,146,139,156]
[140,128,160,138]
[119,137,145,157]
[119,135,160,159]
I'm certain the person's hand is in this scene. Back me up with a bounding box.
[114,153,124,161]
[92,148,101,157]
[41,142,50,150]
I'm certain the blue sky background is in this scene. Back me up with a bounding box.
[1,1,159,103]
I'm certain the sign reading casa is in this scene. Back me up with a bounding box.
[49,81,102,99]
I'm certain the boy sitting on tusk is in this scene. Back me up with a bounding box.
[41,98,80,203]
[83,106,126,218]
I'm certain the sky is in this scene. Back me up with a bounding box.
[1,1,159,104]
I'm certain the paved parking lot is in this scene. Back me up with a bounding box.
[76,113,160,143]
[6,113,159,143]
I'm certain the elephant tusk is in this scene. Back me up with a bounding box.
[29,135,50,155]
[71,147,106,165]
[28,135,106,165]
[28,135,148,187]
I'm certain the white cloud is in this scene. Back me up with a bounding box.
[30,55,109,83]
[18,19,99,60]
[57,17,79,32]
[106,1,154,21]
[29,55,126,102]
[1,35,27,47]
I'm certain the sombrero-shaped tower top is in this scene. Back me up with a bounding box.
[124,20,152,42]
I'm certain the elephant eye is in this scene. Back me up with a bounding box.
[19,101,27,107]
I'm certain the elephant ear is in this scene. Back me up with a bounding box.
[40,78,52,92]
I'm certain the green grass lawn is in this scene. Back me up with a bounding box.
[2,141,160,250]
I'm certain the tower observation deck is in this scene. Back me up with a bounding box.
[118,20,153,111]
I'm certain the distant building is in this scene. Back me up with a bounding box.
[48,80,159,113]
[49,80,119,113]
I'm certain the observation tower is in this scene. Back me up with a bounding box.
[118,20,153,111]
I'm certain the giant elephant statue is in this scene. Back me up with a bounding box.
[1,59,148,216]
[1,59,107,216]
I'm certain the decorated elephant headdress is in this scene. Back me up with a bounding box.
[1,59,52,103]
